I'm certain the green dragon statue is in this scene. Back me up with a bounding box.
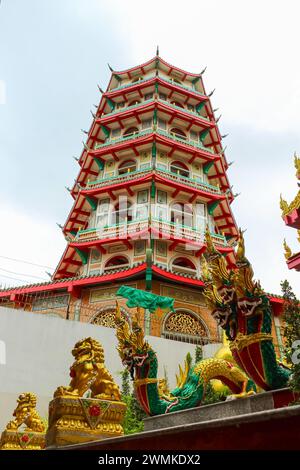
[201,227,291,390]
[115,303,256,416]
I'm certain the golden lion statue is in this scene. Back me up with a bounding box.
[54,337,121,401]
[6,393,45,432]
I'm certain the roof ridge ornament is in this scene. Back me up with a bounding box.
[107,63,114,72]
[156,45,159,56]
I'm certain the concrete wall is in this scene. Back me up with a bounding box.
[0,307,221,430]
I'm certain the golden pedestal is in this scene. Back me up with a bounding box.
[46,397,127,447]
[0,429,45,450]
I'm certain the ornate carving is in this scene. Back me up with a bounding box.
[0,393,45,450]
[280,191,300,216]
[115,299,256,416]
[161,285,206,306]
[47,337,126,447]
[294,151,300,179]
[54,337,121,401]
[164,311,207,337]
[91,307,129,328]
[283,239,292,260]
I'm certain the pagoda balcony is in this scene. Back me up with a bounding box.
[72,219,228,250]
[108,75,207,99]
[94,127,214,154]
[84,166,222,197]
[103,97,210,123]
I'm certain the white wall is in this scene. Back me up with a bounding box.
[0,307,221,430]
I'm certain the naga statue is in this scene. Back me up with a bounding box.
[0,393,45,450]
[202,227,291,390]
[115,303,256,416]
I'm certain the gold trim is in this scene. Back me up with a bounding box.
[229,332,273,351]
[134,378,159,387]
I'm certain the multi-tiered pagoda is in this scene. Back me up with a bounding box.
[0,56,283,346]
[281,153,300,271]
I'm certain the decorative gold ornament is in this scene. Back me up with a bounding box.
[229,332,273,352]
[46,337,126,447]
[54,337,121,401]
[0,393,45,450]
[283,239,292,260]
[164,311,207,337]
[294,151,300,179]
[280,191,300,216]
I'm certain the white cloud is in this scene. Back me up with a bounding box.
[0,204,65,287]
[105,0,300,133]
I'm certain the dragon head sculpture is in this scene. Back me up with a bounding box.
[115,302,150,380]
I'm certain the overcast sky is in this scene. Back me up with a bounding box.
[0,0,300,296]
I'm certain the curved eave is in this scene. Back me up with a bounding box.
[152,265,205,287]
[105,76,207,102]
[80,172,223,202]
[93,132,219,161]
[97,100,214,130]
[107,56,202,87]
[0,264,148,299]
[116,56,202,78]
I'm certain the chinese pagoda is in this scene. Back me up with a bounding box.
[281,153,300,271]
[0,55,283,346]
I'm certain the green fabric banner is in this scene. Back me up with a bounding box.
[116,286,175,313]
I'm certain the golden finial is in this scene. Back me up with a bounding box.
[280,194,289,215]
[294,151,300,179]
[205,224,216,254]
[236,228,246,261]
[283,239,292,260]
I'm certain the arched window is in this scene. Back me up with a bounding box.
[170,127,187,140]
[118,160,137,175]
[172,257,197,275]
[162,310,210,345]
[171,202,193,227]
[112,200,133,224]
[123,127,139,137]
[90,306,130,328]
[170,161,190,178]
[103,256,129,272]
[170,100,184,108]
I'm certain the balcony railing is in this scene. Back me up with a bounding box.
[103,97,210,122]
[94,127,214,154]
[109,75,206,98]
[85,166,221,195]
[75,219,227,247]
[155,168,221,194]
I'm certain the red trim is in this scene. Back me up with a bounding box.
[152,265,204,287]
[113,56,201,78]
[286,251,300,271]
[0,264,147,298]
[98,100,213,130]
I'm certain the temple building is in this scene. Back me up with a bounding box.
[281,153,300,271]
[0,55,284,348]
